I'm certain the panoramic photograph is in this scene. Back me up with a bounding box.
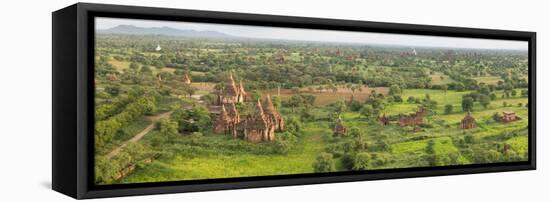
[93,17,529,185]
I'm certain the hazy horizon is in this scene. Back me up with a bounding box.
[96,17,528,51]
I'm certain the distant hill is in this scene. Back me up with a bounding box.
[97,25,232,38]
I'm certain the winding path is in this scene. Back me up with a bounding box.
[105,111,173,160]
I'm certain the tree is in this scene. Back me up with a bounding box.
[479,86,490,95]
[129,62,140,70]
[158,119,179,136]
[285,117,302,134]
[462,97,474,112]
[359,104,374,119]
[174,106,212,133]
[479,95,491,109]
[291,87,300,94]
[104,85,121,97]
[407,96,416,103]
[333,100,347,116]
[286,95,303,112]
[352,152,370,170]
[444,104,453,114]
[250,90,262,101]
[389,84,402,95]
[313,153,335,173]
[272,96,282,108]
[441,84,448,94]
[140,65,152,75]
[316,85,323,93]
[424,140,437,165]
[455,82,465,91]
[490,93,497,100]
[464,134,475,144]
[492,112,501,122]
[376,139,391,152]
[511,89,517,97]
[348,127,364,139]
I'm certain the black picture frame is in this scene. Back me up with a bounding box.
[52,3,536,199]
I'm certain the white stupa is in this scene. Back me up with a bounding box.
[155,44,162,51]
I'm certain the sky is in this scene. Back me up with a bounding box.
[96,17,528,50]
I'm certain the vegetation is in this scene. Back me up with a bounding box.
[94,27,529,185]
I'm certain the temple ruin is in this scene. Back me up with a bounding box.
[460,111,477,129]
[378,112,390,126]
[217,73,247,105]
[501,111,519,122]
[333,116,347,137]
[214,95,283,143]
[398,107,426,127]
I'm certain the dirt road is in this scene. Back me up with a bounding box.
[105,111,173,160]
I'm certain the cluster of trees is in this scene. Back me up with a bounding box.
[95,95,157,151]
[459,81,527,112]
[315,125,393,172]
[171,106,212,134]
[98,34,530,93]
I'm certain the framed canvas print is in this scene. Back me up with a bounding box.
[52,3,536,199]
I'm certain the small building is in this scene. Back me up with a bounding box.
[502,111,518,122]
[460,112,476,129]
[398,107,426,127]
[333,117,347,137]
[155,44,162,51]
[378,112,390,126]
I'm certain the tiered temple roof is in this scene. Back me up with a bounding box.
[263,94,284,131]
[214,95,282,143]
[218,73,247,105]
[460,111,477,129]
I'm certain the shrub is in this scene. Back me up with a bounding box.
[313,153,335,173]
[285,117,302,134]
[444,104,453,114]
[158,119,179,136]
[352,152,370,170]
[340,153,355,170]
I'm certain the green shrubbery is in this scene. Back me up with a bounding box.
[95,96,157,151]
[313,153,335,173]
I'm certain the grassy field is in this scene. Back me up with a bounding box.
[430,71,455,85]
[120,122,329,182]
[473,76,503,85]
[117,87,528,183]
[264,86,389,106]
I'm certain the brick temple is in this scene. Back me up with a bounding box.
[501,111,519,122]
[214,94,284,143]
[378,112,390,126]
[460,111,477,129]
[217,73,247,105]
[398,107,426,127]
[333,116,347,136]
